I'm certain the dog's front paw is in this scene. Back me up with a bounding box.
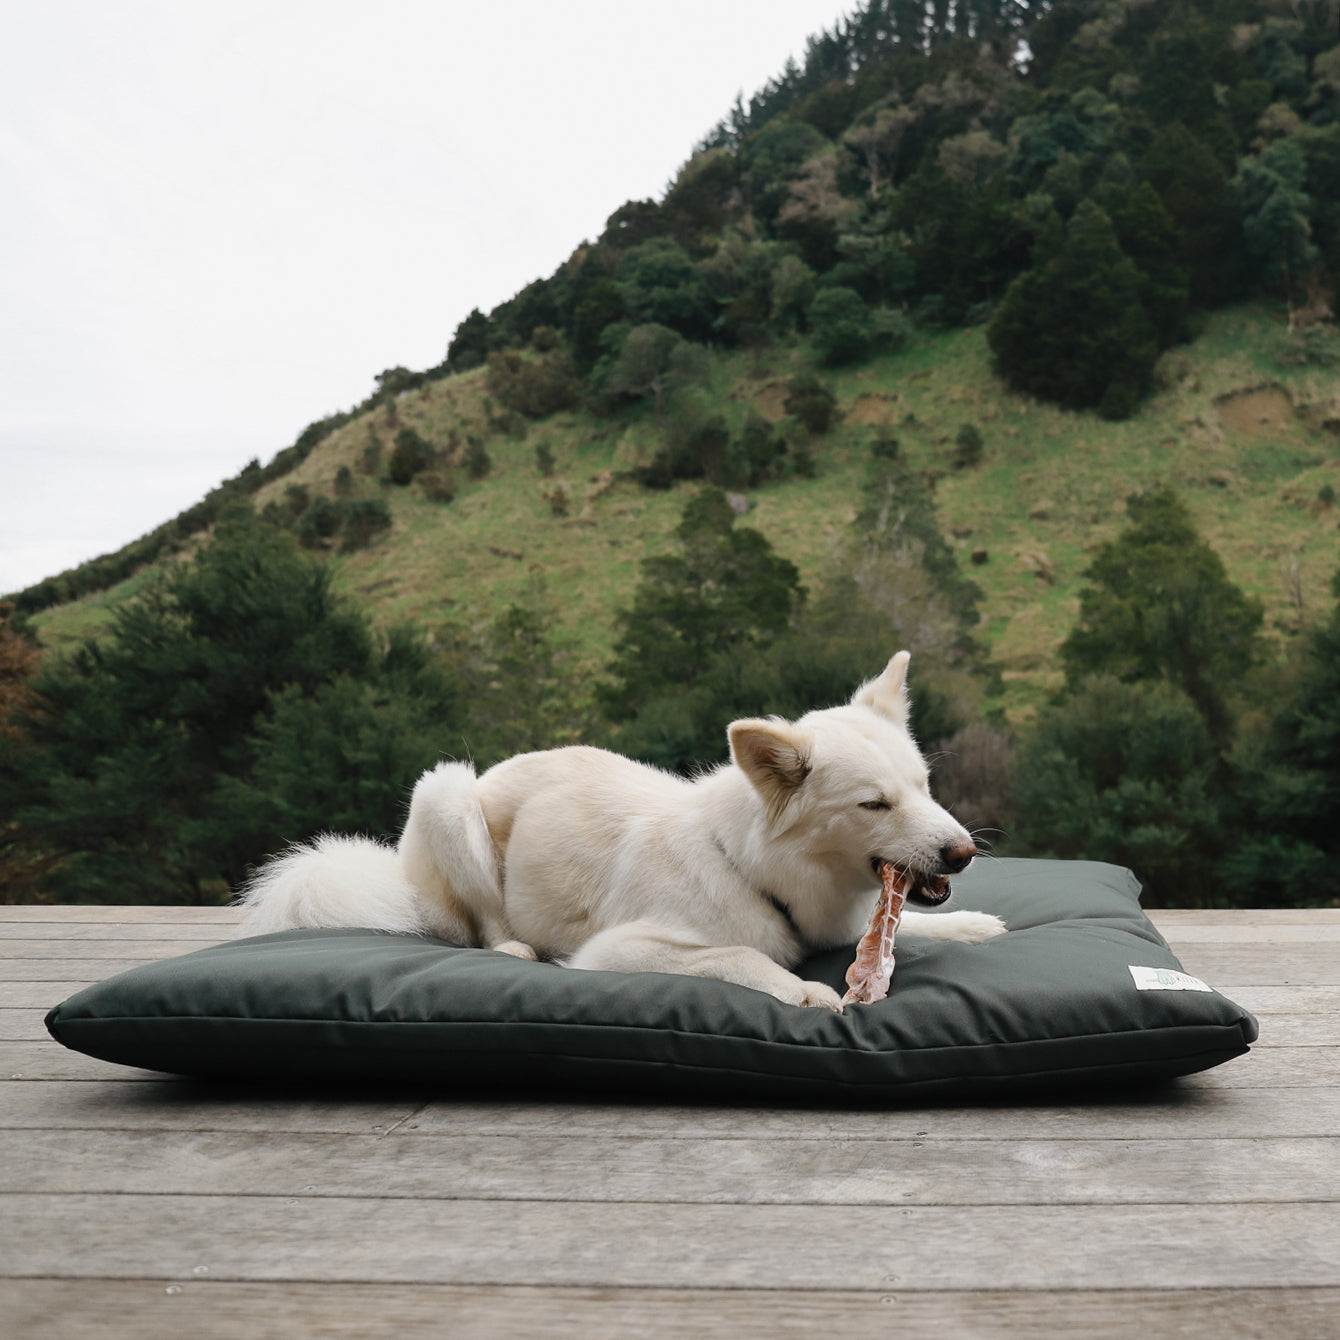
[939,911,1007,944]
[493,939,539,961]
[792,980,844,1012]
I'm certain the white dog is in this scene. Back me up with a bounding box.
[237,652,1005,1010]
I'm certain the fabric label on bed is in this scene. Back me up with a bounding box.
[1129,965,1214,992]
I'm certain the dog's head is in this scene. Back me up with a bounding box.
[727,651,974,905]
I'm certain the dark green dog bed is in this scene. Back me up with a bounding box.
[46,858,1257,1100]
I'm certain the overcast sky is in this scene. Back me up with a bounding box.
[1,0,855,595]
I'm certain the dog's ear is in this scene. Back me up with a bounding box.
[728,718,812,812]
[851,651,911,727]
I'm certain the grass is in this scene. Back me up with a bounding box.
[32,305,1340,725]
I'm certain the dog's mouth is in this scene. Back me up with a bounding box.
[870,858,952,906]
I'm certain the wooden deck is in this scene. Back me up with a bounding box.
[1,905,1337,1338]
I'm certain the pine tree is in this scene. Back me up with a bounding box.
[988,200,1158,417]
[600,489,803,722]
[1060,488,1264,743]
[0,510,462,902]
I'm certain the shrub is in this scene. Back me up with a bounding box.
[387,428,435,486]
[340,499,393,552]
[359,434,382,476]
[298,495,341,548]
[333,466,354,499]
[808,286,875,366]
[417,470,456,503]
[486,350,580,420]
[635,409,730,489]
[535,442,556,478]
[953,424,984,469]
[465,437,492,480]
[783,373,837,434]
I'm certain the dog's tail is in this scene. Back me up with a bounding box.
[398,760,508,944]
[234,760,501,945]
[234,833,465,939]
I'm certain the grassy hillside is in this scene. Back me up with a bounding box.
[30,304,1340,725]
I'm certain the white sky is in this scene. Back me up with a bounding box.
[1,0,855,594]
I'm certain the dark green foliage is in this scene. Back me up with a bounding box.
[1298,125,1340,283]
[808,285,878,365]
[723,411,788,488]
[298,495,341,549]
[659,148,742,252]
[741,119,829,226]
[359,434,382,477]
[535,442,556,477]
[1237,136,1317,303]
[594,323,709,428]
[1104,180,1191,349]
[339,499,393,552]
[633,408,730,491]
[0,510,459,902]
[485,349,580,419]
[1220,573,1340,907]
[891,160,1030,325]
[487,277,561,352]
[782,373,837,433]
[416,471,457,504]
[600,489,804,722]
[434,600,585,768]
[570,277,625,374]
[1140,123,1242,308]
[987,200,1157,415]
[615,238,716,341]
[1061,488,1264,742]
[333,466,354,499]
[464,437,492,480]
[446,308,492,372]
[1011,676,1222,906]
[953,424,983,469]
[387,428,436,486]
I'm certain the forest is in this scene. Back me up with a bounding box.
[2,0,1339,908]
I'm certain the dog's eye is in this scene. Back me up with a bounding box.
[859,799,891,811]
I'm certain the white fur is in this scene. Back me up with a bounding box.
[236,651,1006,1008]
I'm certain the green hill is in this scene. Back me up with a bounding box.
[27,303,1340,725]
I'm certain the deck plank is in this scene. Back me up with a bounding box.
[0,906,241,923]
[0,939,228,960]
[3,1126,1338,1205]
[3,1194,1338,1290]
[4,1279,1336,1340]
[4,1078,1338,1139]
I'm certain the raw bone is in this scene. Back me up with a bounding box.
[842,860,909,1006]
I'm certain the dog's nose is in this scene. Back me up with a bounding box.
[940,838,977,874]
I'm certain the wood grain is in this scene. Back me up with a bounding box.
[3,1194,1338,1290]
[5,1079,1338,1140]
[4,1280,1336,1340]
[0,906,241,923]
[0,922,233,941]
[4,1127,1338,1205]
[0,958,163,980]
[0,938,226,960]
